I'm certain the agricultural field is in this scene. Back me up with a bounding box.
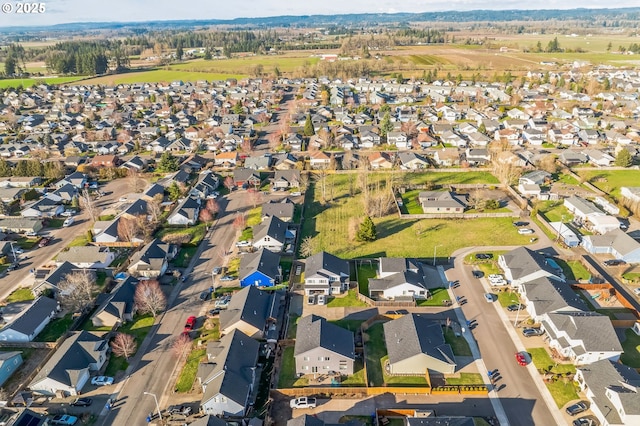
[0,76,85,89]
[575,169,640,202]
[79,69,247,86]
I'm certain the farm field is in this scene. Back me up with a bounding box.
[575,169,640,202]
[79,69,247,86]
[301,172,531,259]
[0,76,86,89]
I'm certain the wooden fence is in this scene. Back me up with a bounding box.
[273,384,487,398]
[356,292,416,307]
[400,212,517,219]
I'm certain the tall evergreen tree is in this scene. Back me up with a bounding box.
[303,114,315,136]
[356,216,377,242]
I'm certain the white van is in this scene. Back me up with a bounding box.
[63,217,75,227]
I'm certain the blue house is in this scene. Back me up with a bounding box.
[0,351,23,386]
[239,248,281,288]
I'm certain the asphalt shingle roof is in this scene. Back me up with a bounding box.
[294,315,355,360]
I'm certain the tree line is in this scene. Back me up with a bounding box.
[0,158,66,180]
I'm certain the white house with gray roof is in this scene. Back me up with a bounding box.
[383,314,456,375]
[575,359,640,426]
[498,247,564,289]
[621,186,640,204]
[520,277,588,321]
[55,246,115,269]
[304,251,349,296]
[294,315,355,376]
[0,297,58,342]
[418,191,467,214]
[582,230,640,263]
[540,311,622,365]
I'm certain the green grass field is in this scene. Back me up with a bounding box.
[537,200,574,223]
[0,76,85,89]
[80,69,247,86]
[576,169,640,202]
[620,328,640,368]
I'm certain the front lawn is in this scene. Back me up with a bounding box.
[278,346,309,388]
[446,373,484,385]
[620,328,640,368]
[226,257,241,277]
[46,219,65,228]
[417,287,450,306]
[529,347,576,374]
[16,237,39,249]
[175,318,220,392]
[327,289,368,307]
[156,223,207,245]
[443,326,472,356]
[67,234,90,247]
[6,288,35,303]
[478,262,502,276]
[497,291,521,307]
[246,206,262,227]
[172,246,198,268]
[35,313,74,342]
[546,380,580,408]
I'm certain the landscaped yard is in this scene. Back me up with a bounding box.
[529,347,576,375]
[380,355,429,385]
[417,287,451,306]
[556,259,591,282]
[35,313,74,342]
[477,262,502,277]
[546,380,581,408]
[443,326,472,356]
[576,169,640,202]
[175,318,220,392]
[497,291,521,307]
[339,359,367,386]
[446,373,484,385]
[536,200,574,223]
[278,346,309,388]
[47,218,65,228]
[364,323,387,386]
[528,347,579,407]
[327,289,368,307]
[6,288,35,303]
[620,328,640,368]
[67,234,90,247]
[16,237,39,249]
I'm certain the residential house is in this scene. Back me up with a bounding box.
[244,156,271,171]
[519,170,551,186]
[271,170,301,190]
[304,251,350,296]
[540,311,623,365]
[271,153,299,170]
[498,247,565,289]
[564,195,620,234]
[621,187,640,204]
[20,197,65,218]
[32,261,94,296]
[432,148,460,167]
[127,238,176,278]
[239,248,281,288]
[465,148,491,166]
[213,151,239,167]
[368,258,429,300]
[583,149,615,167]
[0,218,43,234]
[309,151,331,169]
[28,331,108,396]
[90,276,138,328]
[121,156,147,172]
[57,172,87,189]
[582,230,640,263]
[90,155,120,168]
[575,360,640,426]
[294,315,355,376]
[559,151,588,166]
[368,152,394,169]
[398,152,429,170]
[383,314,456,375]
[197,329,260,417]
[261,199,295,222]
[0,351,23,387]
[252,216,289,252]
[520,277,588,321]
[233,168,261,189]
[0,297,58,342]
[55,246,115,269]
[219,286,283,341]
[418,191,467,214]
[387,131,409,149]
[0,186,27,203]
[167,196,201,226]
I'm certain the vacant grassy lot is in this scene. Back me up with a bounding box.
[302,174,530,259]
[6,288,35,303]
[576,170,640,202]
[0,76,85,89]
[172,55,321,74]
[537,200,574,223]
[620,328,640,368]
[156,223,207,246]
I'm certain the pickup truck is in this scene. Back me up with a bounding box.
[290,397,317,409]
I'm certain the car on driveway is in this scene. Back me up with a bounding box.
[167,405,192,416]
[515,352,528,366]
[207,308,220,317]
[220,275,234,282]
[484,293,494,303]
[513,221,529,227]
[51,415,78,425]
[572,417,597,426]
[518,228,534,235]
[235,240,251,247]
[71,397,92,407]
[475,253,493,260]
[566,402,588,416]
[522,328,545,337]
[11,247,24,255]
[604,259,626,266]
[184,316,197,332]
[507,304,526,312]
[91,376,114,386]
[212,266,222,275]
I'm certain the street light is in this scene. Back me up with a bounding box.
[433,244,442,266]
[143,391,162,422]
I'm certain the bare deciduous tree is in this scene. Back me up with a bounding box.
[171,333,192,357]
[127,168,146,193]
[199,208,214,223]
[205,198,219,214]
[468,189,488,211]
[223,176,235,191]
[117,216,141,242]
[134,280,166,318]
[79,189,98,222]
[299,236,315,258]
[247,189,263,208]
[58,270,98,313]
[110,333,137,360]
[232,214,246,231]
[147,194,164,224]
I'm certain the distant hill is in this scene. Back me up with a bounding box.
[2,7,640,33]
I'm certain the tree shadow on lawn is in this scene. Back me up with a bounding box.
[376,218,422,239]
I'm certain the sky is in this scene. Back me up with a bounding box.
[0,0,638,27]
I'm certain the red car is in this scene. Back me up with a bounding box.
[184,316,197,332]
[515,352,528,366]
[38,237,52,248]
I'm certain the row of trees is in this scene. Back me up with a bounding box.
[0,158,66,180]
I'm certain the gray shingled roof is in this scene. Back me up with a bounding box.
[253,215,287,245]
[294,315,355,360]
[91,276,138,324]
[369,270,427,292]
[239,248,281,283]
[383,314,455,368]
[1,297,57,338]
[418,191,467,209]
[407,418,474,426]
[261,200,295,220]
[500,247,561,281]
[55,246,113,265]
[219,286,280,335]
[565,195,603,216]
[545,311,622,353]
[379,257,421,274]
[585,229,640,257]
[188,416,231,426]
[128,238,171,272]
[305,251,349,280]
[522,277,587,315]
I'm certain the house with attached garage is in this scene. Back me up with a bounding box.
[368,258,430,301]
[55,246,115,269]
[518,170,551,186]
[252,215,290,252]
[56,172,87,190]
[582,149,615,167]
[127,238,177,278]
[540,311,623,365]
[498,247,565,290]
[219,286,284,342]
[90,276,138,328]
[383,314,456,375]
[197,329,260,417]
[520,277,588,321]
[432,148,460,167]
[261,199,295,223]
[233,168,261,188]
[582,230,640,263]
[213,151,238,167]
[28,331,108,396]
[0,297,58,342]
[239,248,281,288]
[304,251,350,296]
[418,191,467,214]
[294,315,355,376]
[0,351,23,387]
[368,151,394,169]
[270,170,301,190]
[0,218,43,234]
[32,261,94,297]
[575,359,640,426]
[167,196,201,226]
[398,152,429,170]
[20,197,65,219]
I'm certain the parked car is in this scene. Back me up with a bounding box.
[634,288,640,296]
[212,266,222,275]
[317,294,326,305]
[62,217,75,227]
[472,270,483,278]
[507,304,526,312]
[475,253,493,260]
[184,316,197,332]
[235,240,251,247]
[515,352,528,366]
[290,397,317,409]
[572,417,597,426]
[91,376,114,386]
[167,405,192,416]
[566,402,588,416]
[484,293,494,303]
[11,247,24,255]
[220,275,234,282]
[518,228,534,235]
[199,290,212,301]
[50,415,78,425]
[214,296,231,308]
[604,259,626,266]
[522,328,545,337]
[25,231,38,237]
[513,221,529,227]
[207,308,220,317]
[38,237,52,248]
[71,398,92,407]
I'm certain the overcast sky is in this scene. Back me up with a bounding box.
[0,1,637,27]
